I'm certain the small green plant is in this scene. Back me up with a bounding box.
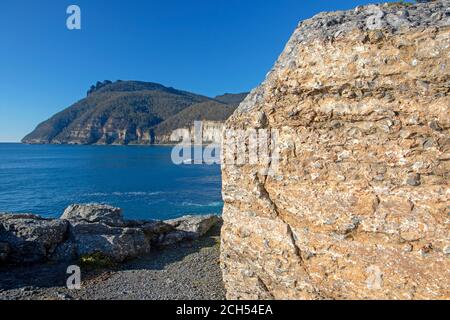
[79,252,116,269]
[214,237,221,249]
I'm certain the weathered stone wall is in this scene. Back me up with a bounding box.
[221,1,449,300]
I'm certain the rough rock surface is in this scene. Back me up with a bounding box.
[0,242,10,262]
[0,214,69,263]
[221,1,450,300]
[158,215,222,246]
[162,121,225,144]
[0,224,224,300]
[69,222,151,262]
[61,204,125,227]
[0,205,221,264]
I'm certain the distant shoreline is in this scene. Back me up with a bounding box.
[7,142,221,147]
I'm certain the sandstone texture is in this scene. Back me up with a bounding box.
[0,205,221,264]
[221,1,449,300]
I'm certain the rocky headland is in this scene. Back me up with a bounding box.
[221,0,449,300]
[22,80,247,145]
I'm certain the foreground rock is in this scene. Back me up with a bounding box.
[61,204,125,227]
[0,214,69,263]
[0,242,11,262]
[0,205,221,264]
[69,222,151,263]
[159,215,222,246]
[221,1,449,300]
[0,224,225,300]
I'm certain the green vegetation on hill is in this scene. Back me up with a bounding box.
[152,100,237,138]
[22,81,247,145]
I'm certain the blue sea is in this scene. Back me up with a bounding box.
[0,143,223,220]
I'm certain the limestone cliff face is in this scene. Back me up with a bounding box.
[221,1,449,300]
[154,121,225,144]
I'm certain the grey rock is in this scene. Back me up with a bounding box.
[20,286,35,293]
[443,246,450,256]
[70,222,150,262]
[140,221,174,244]
[61,204,125,227]
[0,242,10,262]
[55,292,73,300]
[0,214,69,263]
[141,221,174,235]
[385,13,410,30]
[0,207,221,264]
[157,231,194,246]
[396,10,410,19]
[406,173,421,186]
[157,215,222,246]
[429,120,443,131]
[166,215,221,237]
[49,241,77,262]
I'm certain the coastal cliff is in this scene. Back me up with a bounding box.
[155,121,225,144]
[22,81,246,145]
[221,0,449,300]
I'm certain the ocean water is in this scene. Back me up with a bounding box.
[0,143,223,220]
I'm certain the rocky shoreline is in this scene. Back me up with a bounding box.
[0,205,224,300]
[0,223,224,300]
[0,204,221,264]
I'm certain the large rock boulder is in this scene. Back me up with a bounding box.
[0,242,10,262]
[0,205,221,265]
[60,204,150,262]
[221,1,449,300]
[156,215,222,246]
[69,222,150,262]
[61,204,124,227]
[0,214,69,263]
[139,220,175,244]
[166,215,221,236]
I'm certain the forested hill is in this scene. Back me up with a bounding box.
[22,80,247,145]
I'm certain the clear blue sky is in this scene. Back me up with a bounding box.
[0,0,393,142]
